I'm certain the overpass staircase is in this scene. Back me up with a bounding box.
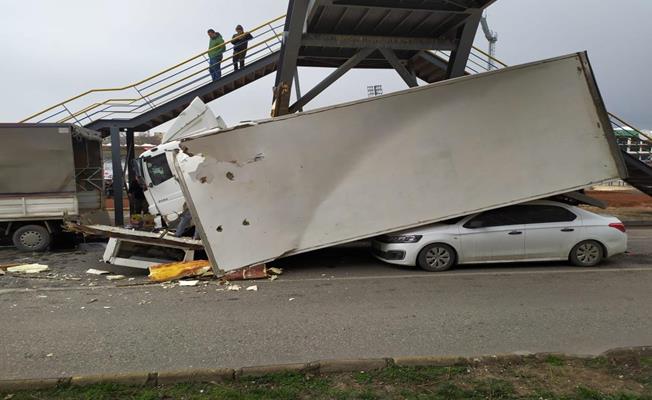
[20,4,651,208]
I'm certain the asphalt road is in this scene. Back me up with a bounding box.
[1,228,651,380]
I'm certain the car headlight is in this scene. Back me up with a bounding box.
[379,235,422,243]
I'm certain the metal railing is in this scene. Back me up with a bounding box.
[21,15,286,126]
[434,46,652,165]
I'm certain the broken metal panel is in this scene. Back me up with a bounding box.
[177,53,624,272]
[66,223,204,250]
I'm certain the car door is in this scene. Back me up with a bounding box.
[458,206,527,263]
[521,204,581,260]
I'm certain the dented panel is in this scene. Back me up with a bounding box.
[175,53,624,272]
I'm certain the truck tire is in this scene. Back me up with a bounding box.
[12,225,51,252]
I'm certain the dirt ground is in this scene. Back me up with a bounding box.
[3,354,652,399]
[584,190,652,222]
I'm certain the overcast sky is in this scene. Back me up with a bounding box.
[1,0,650,129]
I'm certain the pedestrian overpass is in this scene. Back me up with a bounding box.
[19,0,652,224]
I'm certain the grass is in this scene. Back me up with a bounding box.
[3,356,651,400]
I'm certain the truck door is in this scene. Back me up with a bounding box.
[142,152,185,224]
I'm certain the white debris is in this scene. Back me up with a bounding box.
[179,280,199,287]
[227,284,241,291]
[103,306,112,309]
[269,275,278,281]
[86,268,110,275]
[0,270,5,276]
[246,285,258,291]
[37,295,48,299]
[289,297,295,301]
[46,353,53,357]
[7,264,49,274]
[268,267,283,275]
[106,275,126,281]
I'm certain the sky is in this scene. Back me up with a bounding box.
[1,0,651,130]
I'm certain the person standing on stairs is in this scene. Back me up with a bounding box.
[232,25,253,71]
[207,29,225,81]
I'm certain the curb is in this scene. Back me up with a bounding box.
[0,346,650,393]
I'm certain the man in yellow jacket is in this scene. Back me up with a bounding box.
[207,29,225,81]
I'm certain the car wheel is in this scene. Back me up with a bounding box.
[569,240,604,267]
[12,225,51,252]
[417,243,456,272]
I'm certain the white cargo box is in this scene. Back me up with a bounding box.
[174,53,626,272]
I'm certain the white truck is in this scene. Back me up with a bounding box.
[0,123,105,251]
[136,98,226,230]
[171,53,627,273]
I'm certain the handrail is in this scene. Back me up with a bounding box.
[608,113,652,143]
[20,14,286,123]
[56,34,283,124]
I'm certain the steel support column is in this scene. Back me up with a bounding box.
[271,0,310,117]
[293,68,303,112]
[110,126,124,227]
[289,48,375,113]
[446,12,482,79]
[125,130,135,214]
[379,48,418,88]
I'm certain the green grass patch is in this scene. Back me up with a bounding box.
[545,355,566,367]
[3,361,652,400]
[354,365,466,386]
[640,356,652,368]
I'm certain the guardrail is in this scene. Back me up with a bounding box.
[21,15,286,126]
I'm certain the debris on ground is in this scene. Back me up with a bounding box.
[86,268,110,275]
[246,285,258,291]
[87,298,98,304]
[6,264,50,274]
[148,260,211,283]
[0,263,21,271]
[179,280,199,287]
[227,284,242,291]
[0,270,4,276]
[106,275,126,281]
[222,264,283,281]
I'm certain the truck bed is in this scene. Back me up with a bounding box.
[174,53,626,272]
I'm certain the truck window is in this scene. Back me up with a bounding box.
[145,154,173,186]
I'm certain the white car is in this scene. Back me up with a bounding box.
[372,200,627,272]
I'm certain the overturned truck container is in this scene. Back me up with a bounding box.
[174,53,626,272]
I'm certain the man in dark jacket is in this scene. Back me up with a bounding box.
[232,25,253,71]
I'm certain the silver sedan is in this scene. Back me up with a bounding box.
[372,200,627,272]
